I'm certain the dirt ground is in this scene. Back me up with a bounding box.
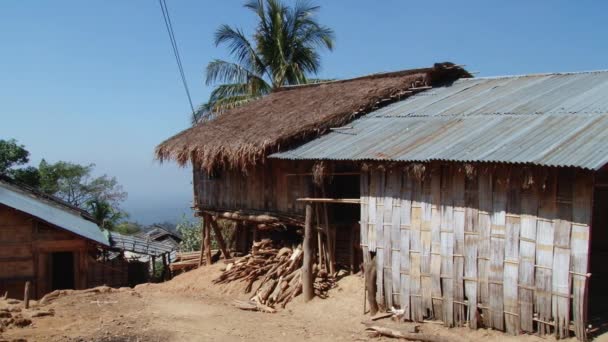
[1,264,605,342]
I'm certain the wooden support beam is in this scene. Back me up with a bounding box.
[204,215,212,266]
[209,216,231,259]
[302,203,314,302]
[297,198,361,204]
[198,217,207,267]
[151,256,156,280]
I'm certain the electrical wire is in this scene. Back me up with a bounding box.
[158,0,196,116]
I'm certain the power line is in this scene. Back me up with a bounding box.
[158,0,196,116]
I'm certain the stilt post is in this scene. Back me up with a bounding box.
[303,202,314,302]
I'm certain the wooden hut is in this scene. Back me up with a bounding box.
[271,71,608,340]
[0,176,111,299]
[0,176,179,298]
[156,62,470,271]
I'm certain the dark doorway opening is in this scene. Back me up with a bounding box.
[51,252,75,290]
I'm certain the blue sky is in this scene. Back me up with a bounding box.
[1,1,607,224]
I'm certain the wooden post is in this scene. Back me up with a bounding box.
[24,281,30,309]
[204,215,212,265]
[198,219,205,267]
[210,216,231,259]
[151,256,156,280]
[320,186,336,275]
[302,202,314,302]
[161,253,168,281]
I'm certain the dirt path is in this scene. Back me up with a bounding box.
[1,264,602,341]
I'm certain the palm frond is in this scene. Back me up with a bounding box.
[206,59,258,85]
[214,25,267,77]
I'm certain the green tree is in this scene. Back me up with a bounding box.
[175,216,201,252]
[195,0,334,122]
[113,221,143,235]
[0,139,29,174]
[86,198,127,230]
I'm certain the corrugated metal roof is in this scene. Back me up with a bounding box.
[108,231,176,257]
[271,71,608,170]
[0,180,109,246]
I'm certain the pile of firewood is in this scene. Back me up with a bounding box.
[214,239,336,310]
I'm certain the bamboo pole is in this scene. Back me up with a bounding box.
[302,202,314,302]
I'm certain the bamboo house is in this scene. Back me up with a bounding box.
[157,65,608,340]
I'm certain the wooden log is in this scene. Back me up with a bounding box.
[302,202,314,302]
[362,323,453,342]
[210,216,231,259]
[24,281,30,309]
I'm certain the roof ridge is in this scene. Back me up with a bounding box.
[462,69,608,81]
[0,175,98,223]
[274,62,470,92]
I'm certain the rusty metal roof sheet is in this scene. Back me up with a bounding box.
[271,71,608,170]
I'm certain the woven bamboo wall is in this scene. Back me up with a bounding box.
[360,164,593,340]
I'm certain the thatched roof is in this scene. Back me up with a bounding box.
[156,62,471,171]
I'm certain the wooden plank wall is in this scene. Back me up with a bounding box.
[195,160,314,216]
[360,164,594,340]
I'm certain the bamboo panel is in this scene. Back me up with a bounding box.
[373,168,386,306]
[452,170,466,327]
[420,172,433,316]
[440,166,454,327]
[504,173,521,335]
[430,167,443,319]
[464,174,479,329]
[536,171,557,335]
[553,170,573,339]
[489,173,507,331]
[368,169,378,253]
[383,170,396,308]
[519,185,538,333]
[388,170,402,307]
[410,179,424,321]
[400,172,412,321]
[360,170,370,265]
[571,171,592,341]
[477,172,492,327]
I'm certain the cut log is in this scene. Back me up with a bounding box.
[362,323,454,342]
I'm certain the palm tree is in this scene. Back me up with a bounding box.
[194,0,334,123]
[86,198,125,230]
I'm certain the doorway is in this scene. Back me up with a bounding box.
[51,252,75,290]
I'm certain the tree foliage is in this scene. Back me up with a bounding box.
[0,138,129,230]
[37,160,127,208]
[194,0,334,123]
